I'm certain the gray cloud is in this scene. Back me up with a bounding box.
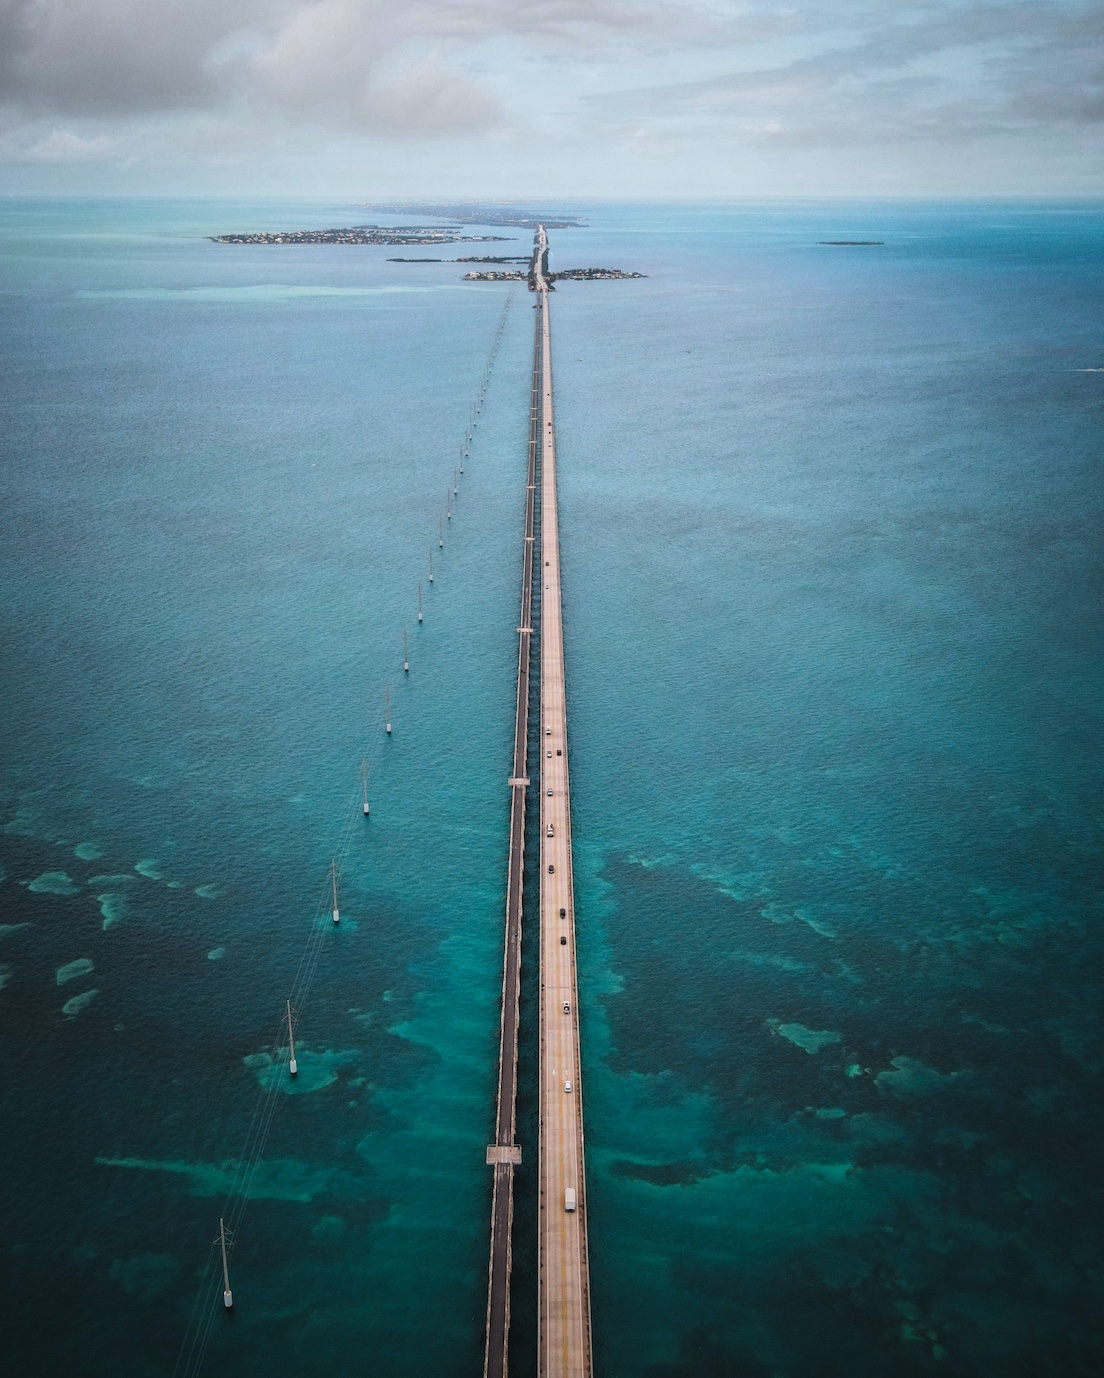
[0,0,698,131]
[0,0,481,133]
[0,0,251,111]
[0,0,1100,180]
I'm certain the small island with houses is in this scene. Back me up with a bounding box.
[463,267,646,282]
[208,206,645,282]
[210,224,511,246]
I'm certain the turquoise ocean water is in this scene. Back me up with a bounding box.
[1,199,1102,1376]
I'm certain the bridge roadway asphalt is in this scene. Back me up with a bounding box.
[534,231,594,1378]
[482,287,541,1378]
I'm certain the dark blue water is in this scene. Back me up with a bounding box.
[1,199,1102,1376]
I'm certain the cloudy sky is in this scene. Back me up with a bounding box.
[1,0,1101,196]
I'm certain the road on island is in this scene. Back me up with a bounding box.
[534,228,594,1378]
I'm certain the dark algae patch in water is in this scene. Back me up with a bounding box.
[593,852,1104,1376]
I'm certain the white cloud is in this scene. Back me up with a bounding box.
[0,0,1099,192]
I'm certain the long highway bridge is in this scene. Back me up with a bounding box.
[483,227,593,1378]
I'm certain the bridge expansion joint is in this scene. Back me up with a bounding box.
[486,1146,523,1165]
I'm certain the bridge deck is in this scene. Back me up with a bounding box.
[535,228,593,1378]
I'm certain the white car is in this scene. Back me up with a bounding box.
[564,1080,573,1093]
[547,823,554,837]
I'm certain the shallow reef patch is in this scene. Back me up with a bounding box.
[770,1020,842,1054]
[29,871,80,896]
[62,988,99,1016]
[98,894,127,930]
[243,1045,360,1095]
[875,1056,959,1097]
[56,958,94,985]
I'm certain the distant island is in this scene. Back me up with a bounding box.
[552,268,646,281]
[210,225,511,246]
[819,240,884,246]
[209,218,643,283]
[363,203,585,230]
[462,267,645,283]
